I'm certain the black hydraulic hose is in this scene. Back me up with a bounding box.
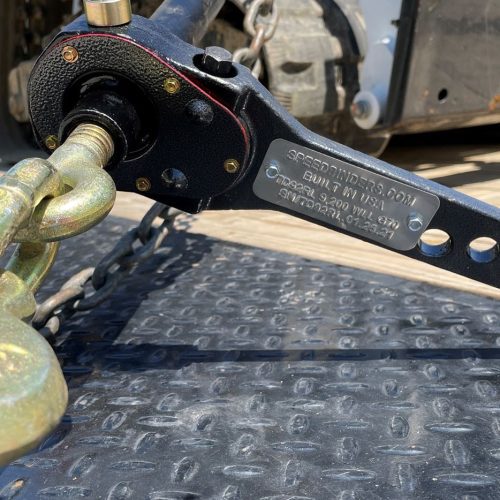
[151,0,226,45]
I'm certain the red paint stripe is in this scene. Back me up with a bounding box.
[58,33,249,149]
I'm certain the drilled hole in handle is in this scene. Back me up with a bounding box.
[438,88,448,102]
[418,229,452,258]
[467,237,498,263]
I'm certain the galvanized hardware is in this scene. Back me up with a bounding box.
[0,158,62,257]
[0,123,115,465]
[83,0,133,27]
[233,0,279,78]
[136,177,152,192]
[224,159,240,174]
[0,156,66,465]
[243,0,279,41]
[61,46,79,64]
[15,124,116,243]
[0,270,68,467]
[163,77,181,94]
[33,203,182,339]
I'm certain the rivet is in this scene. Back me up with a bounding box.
[45,135,59,150]
[224,159,240,174]
[136,177,151,192]
[61,46,79,64]
[266,163,280,179]
[164,77,181,94]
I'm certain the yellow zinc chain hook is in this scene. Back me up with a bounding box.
[0,123,115,465]
[14,124,116,243]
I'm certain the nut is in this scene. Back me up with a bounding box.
[44,135,59,151]
[164,77,181,94]
[135,177,151,192]
[224,159,240,174]
[61,46,79,64]
[201,46,234,77]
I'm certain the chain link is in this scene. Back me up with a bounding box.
[233,0,279,79]
[0,123,117,465]
[33,202,183,340]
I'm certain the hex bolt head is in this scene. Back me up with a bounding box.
[407,213,424,232]
[201,46,234,77]
[45,135,59,150]
[164,77,181,95]
[224,159,240,174]
[136,177,151,192]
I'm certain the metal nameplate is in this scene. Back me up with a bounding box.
[253,139,440,251]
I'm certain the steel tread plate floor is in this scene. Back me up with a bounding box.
[1,216,500,499]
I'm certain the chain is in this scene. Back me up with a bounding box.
[33,202,183,340]
[0,122,184,463]
[233,0,279,79]
[0,122,117,465]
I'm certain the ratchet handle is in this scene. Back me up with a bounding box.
[214,90,500,288]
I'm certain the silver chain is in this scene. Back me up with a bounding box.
[32,203,183,340]
[233,0,279,79]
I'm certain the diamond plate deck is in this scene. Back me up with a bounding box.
[1,216,500,499]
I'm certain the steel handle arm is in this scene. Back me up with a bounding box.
[26,12,500,289]
[213,90,500,288]
[151,0,226,44]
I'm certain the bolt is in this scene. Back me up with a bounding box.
[350,100,370,119]
[224,159,240,174]
[407,213,424,232]
[44,135,59,150]
[136,177,151,192]
[61,46,79,64]
[266,163,280,179]
[164,77,181,94]
[201,46,234,77]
